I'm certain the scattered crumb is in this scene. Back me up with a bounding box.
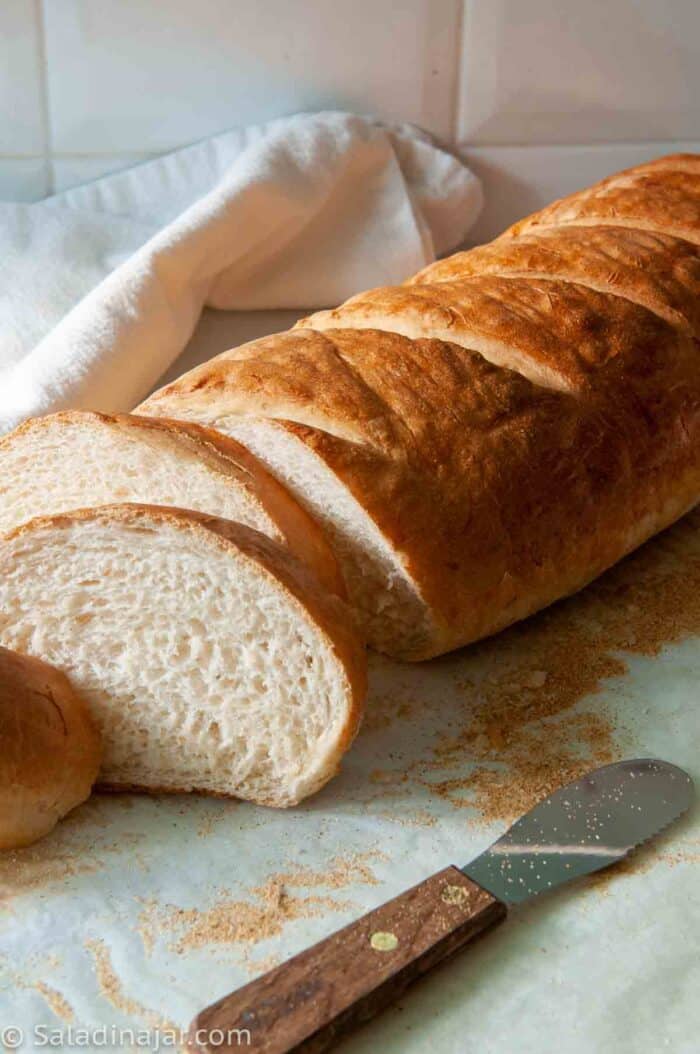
[360,508,700,826]
[137,851,383,955]
[169,883,353,952]
[239,950,281,977]
[32,981,75,1023]
[375,809,438,829]
[369,769,406,785]
[196,801,239,838]
[362,695,416,733]
[0,800,143,901]
[439,509,700,822]
[589,837,700,893]
[267,851,383,892]
[85,938,176,1031]
[196,812,219,838]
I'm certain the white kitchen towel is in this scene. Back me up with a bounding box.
[0,111,482,434]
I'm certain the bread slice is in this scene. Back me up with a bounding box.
[0,645,101,848]
[0,411,342,598]
[138,329,443,658]
[0,505,366,806]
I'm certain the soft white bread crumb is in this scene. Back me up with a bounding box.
[227,416,436,657]
[0,411,343,598]
[0,645,101,849]
[0,505,366,806]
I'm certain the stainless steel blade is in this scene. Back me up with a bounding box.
[463,758,693,905]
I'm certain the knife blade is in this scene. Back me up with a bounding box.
[464,757,693,903]
[188,758,693,1054]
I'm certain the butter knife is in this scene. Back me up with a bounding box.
[188,758,693,1054]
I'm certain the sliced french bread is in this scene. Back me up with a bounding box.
[0,505,366,806]
[139,154,700,660]
[0,411,342,598]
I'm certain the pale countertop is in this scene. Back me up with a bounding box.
[2,309,699,1054]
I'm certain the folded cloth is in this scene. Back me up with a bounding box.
[0,111,482,434]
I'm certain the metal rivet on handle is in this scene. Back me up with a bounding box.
[370,931,398,952]
[441,884,470,907]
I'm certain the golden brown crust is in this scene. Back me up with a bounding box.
[0,410,343,599]
[0,645,101,848]
[503,155,700,244]
[138,322,700,658]
[409,226,700,337]
[2,504,366,791]
[298,275,687,395]
[140,152,700,659]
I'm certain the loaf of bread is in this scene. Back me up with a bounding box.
[139,154,700,660]
[0,410,342,597]
[0,645,100,849]
[0,505,365,805]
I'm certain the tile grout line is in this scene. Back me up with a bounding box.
[456,138,700,152]
[49,151,160,161]
[14,139,700,157]
[450,0,467,146]
[33,0,54,195]
[0,139,697,166]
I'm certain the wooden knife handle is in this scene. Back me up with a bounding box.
[188,866,506,1054]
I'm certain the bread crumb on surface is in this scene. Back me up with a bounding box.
[589,836,700,894]
[365,508,700,825]
[32,981,75,1023]
[137,851,383,955]
[0,797,142,901]
[86,937,177,1031]
[8,969,75,1025]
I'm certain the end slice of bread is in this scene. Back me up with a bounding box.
[0,645,101,848]
[0,411,343,598]
[0,505,366,806]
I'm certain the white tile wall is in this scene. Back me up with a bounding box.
[0,158,48,201]
[0,0,698,238]
[461,140,700,245]
[42,0,461,152]
[458,0,700,145]
[0,0,46,155]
